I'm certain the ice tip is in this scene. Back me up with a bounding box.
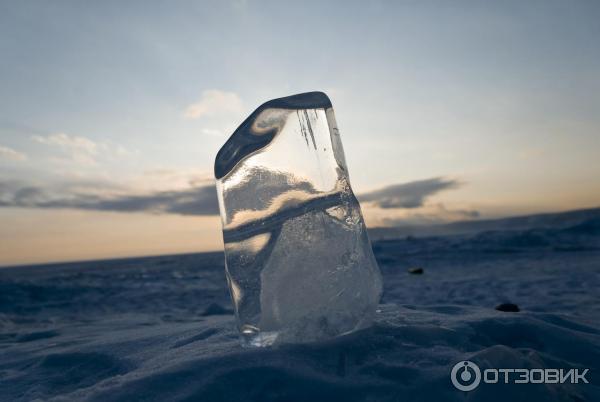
[259,91,332,110]
[214,91,332,180]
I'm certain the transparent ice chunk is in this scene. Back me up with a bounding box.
[215,92,382,346]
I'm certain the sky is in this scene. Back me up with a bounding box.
[1,1,599,266]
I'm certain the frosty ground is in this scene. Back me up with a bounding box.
[1,221,599,401]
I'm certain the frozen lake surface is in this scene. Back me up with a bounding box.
[1,220,599,401]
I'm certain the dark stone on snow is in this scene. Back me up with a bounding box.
[495,303,520,312]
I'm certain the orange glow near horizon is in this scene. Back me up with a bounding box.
[0,209,223,267]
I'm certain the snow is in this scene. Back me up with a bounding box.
[1,221,599,401]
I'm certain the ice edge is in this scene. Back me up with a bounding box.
[214,91,332,180]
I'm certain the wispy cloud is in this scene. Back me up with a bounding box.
[379,204,480,226]
[0,179,219,216]
[33,132,97,153]
[32,132,137,167]
[357,177,460,209]
[33,132,99,166]
[183,90,244,119]
[0,175,472,226]
[0,145,27,161]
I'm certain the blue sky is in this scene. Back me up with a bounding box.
[1,1,599,265]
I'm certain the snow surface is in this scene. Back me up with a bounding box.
[1,221,599,401]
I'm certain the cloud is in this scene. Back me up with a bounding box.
[183,90,244,119]
[0,145,27,161]
[33,132,97,153]
[0,175,469,225]
[32,132,137,166]
[357,177,460,209]
[378,204,480,226]
[0,179,219,216]
[33,132,99,166]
